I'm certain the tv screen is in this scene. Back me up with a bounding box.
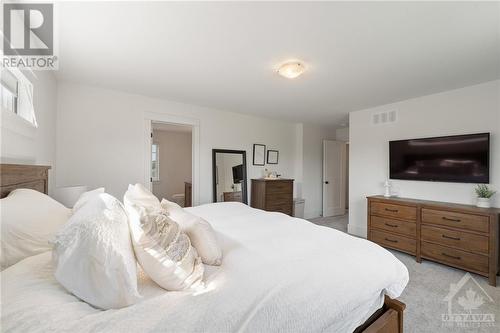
[232,164,243,183]
[389,133,490,183]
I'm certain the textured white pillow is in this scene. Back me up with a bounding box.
[162,199,222,266]
[124,184,204,291]
[122,183,162,217]
[52,193,140,309]
[1,189,71,270]
[72,187,105,212]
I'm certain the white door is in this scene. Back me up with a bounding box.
[322,140,347,217]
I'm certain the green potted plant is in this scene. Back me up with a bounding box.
[475,184,496,208]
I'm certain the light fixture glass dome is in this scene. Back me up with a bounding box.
[277,61,306,79]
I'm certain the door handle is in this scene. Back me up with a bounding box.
[324,181,329,184]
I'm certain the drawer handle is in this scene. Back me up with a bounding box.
[442,234,461,241]
[385,208,399,213]
[384,237,398,243]
[442,217,461,222]
[441,252,461,260]
[385,223,398,228]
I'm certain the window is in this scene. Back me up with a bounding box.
[1,69,18,114]
[151,143,160,181]
[1,68,37,126]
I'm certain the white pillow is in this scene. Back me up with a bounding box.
[122,183,162,217]
[52,193,140,309]
[162,199,222,266]
[72,187,105,212]
[1,189,71,270]
[124,184,204,291]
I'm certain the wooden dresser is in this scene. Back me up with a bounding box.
[223,191,242,202]
[184,182,192,207]
[251,179,294,216]
[367,196,500,286]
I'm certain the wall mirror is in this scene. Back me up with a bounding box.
[212,149,248,204]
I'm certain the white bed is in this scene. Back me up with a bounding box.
[1,202,408,333]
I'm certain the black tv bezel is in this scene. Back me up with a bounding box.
[389,132,490,184]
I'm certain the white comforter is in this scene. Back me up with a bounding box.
[1,202,408,333]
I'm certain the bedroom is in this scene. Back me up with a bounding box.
[1,1,499,332]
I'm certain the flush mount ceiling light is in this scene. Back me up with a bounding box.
[277,61,306,79]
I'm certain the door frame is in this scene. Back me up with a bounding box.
[144,111,200,206]
[322,140,347,217]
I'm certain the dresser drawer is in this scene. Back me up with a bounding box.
[371,215,416,238]
[421,208,489,233]
[370,202,417,221]
[266,204,292,215]
[421,241,488,273]
[421,225,489,255]
[265,192,292,204]
[370,229,416,255]
[266,181,293,195]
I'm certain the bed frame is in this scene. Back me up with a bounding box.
[354,296,406,333]
[0,164,51,198]
[0,163,406,332]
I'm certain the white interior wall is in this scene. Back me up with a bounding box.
[336,127,349,142]
[56,82,297,202]
[151,129,192,201]
[293,124,304,199]
[0,71,58,194]
[349,80,500,237]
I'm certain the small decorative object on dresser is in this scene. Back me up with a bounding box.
[475,184,496,208]
[383,180,393,197]
[251,178,294,215]
[252,144,266,166]
[367,196,500,286]
[267,150,279,164]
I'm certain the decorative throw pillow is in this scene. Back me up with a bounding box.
[52,193,140,309]
[162,199,222,266]
[72,187,105,212]
[124,184,204,291]
[1,189,72,270]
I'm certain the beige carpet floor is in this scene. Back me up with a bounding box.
[309,215,500,332]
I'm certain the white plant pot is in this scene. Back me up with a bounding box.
[476,197,491,208]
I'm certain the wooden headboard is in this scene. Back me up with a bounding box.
[0,164,51,198]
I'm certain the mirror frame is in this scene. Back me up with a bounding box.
[212,149,248,204]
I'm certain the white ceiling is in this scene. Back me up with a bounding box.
[56,1,500,125]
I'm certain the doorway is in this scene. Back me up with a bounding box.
[144,112,200,206]
[151,122,193,207]
[322,140,347,217]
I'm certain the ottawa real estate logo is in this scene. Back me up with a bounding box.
[442,273,495,329]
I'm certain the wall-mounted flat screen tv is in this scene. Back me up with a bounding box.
[232,164,243,184]
[389,133,490,183]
